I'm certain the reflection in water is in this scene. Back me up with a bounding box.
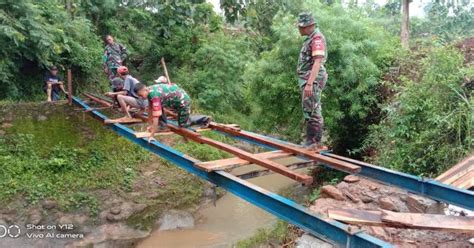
[138,157,307,248]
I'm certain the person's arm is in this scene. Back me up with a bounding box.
[304,35,325,97]
[105,90,127,97]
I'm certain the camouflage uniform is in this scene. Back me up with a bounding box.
[296,12,328,146]
[148,84,192,127]
[102,43,128,80]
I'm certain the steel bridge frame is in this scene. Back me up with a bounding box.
[73,96,391,248]
[74,95,474,247]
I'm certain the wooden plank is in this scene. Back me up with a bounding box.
[167,124,313,184]
[436,155,473,184]
[196,150,292,172]
[381,210,474,232]
[104,117,143,124]
[83,93,113,108]
[209,123,360,174]
[328,209,384,226]
[451,170,474,189]
[135,128,212,138]
[328,208,474,232]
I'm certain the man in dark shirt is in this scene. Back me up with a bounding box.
[104,66,146,118]
[44,66,68,102]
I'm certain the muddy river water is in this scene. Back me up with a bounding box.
[138,157,307,248]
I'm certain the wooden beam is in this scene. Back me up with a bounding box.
[195,150,292,172]
[235,161,315,180]
[135,128,212,138]
[83,93,112,108]
[209,123,360,174]
[436,155,473,185]
[167,124,313,184]
[104,117,143,124]
[328,208,474,232]
[451,170,474,189]
[67,69,72,106]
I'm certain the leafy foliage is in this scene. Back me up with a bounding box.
[364,47,473,176]
[244,2,398,155]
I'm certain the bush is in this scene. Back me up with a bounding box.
[364,47,473,176]
[244,2,398,155]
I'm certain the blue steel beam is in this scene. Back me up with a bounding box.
[321,153,474,211]
[212,129,474,211]
[72,96,391,248]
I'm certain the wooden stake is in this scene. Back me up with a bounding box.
[161,57,172,85]
[67,69,72,105]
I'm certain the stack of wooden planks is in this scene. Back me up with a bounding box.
[328,208,474,232]
[436,155,474,190]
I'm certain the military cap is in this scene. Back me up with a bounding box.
[298,12,315,27]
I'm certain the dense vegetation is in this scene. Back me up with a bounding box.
[1,0,473,179]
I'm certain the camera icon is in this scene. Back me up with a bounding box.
[0,225,21,238]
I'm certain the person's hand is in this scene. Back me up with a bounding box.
[304,83,313,98]
[105,92,113,97]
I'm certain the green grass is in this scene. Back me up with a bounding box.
[0,103,152,215]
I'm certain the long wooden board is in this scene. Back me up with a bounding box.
[209,123,360,174]
[83,93,112,108]
[195,150,292,172]
[167,124,313,184]
[328,208,474,232]
[436,155,473,189]
[451,170,474,189]
[135,128,212,138]
[104,117,143,124]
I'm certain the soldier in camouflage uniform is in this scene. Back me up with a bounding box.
[102,35,128,81]
[134,82,192,138]
[296,12,328,150]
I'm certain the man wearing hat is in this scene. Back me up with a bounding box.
[297,12,328,151]
[44,66,68,102]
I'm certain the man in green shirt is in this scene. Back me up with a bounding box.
[102,35,128,81]
[134,82,192,138]
[296,12,328,151]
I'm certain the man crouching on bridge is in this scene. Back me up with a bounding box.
[105,66,147,119]
[134,82,192,140]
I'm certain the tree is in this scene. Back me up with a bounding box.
[401,0,410,49]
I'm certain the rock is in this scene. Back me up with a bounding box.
[343,175,360,183]
[28,209,42,225]
[105,202,147,222]
[320,185,345,201]
[157,210,194,231]
[368,226,390,240]
[378,197,398,211]
[295,233,334,248]
[42,200,58,210]
[469,237,474,244]
[406,194,444,214]
[369,185,378,191]
[58,214,88,226]
[110,207,121,215]
[361,196,374,203]
[37,115,47,121]
[143,171,155,177]
[66,223,150,248]
[343,191,360,203]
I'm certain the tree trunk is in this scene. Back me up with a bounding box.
[401,0,410,49]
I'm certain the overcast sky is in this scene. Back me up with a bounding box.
[207,0,429,17]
